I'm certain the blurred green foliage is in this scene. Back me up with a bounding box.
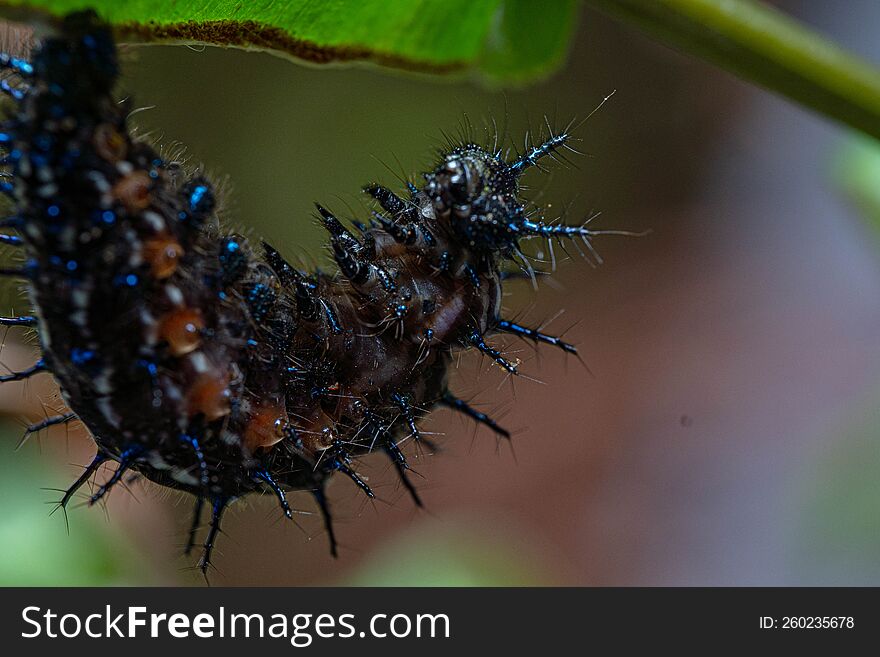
[0,425,149,585]
[834,133,880,231]
[345,527,549,586]
[797,392,880,583]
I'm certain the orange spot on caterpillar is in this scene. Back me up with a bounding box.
[243,404,288,452]
[93,123,127,162]
[295,409,339,455]
[143,235,184,279]
[186,370,231,421]
[112,170,152,212]
[158,307,204,356]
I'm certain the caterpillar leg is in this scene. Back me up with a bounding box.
[440,392,511,439]
[496,319,577,355]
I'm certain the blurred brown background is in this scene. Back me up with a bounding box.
[2,0,879,586]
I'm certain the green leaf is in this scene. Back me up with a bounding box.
[0,0,578,82]
[479,0,579,83]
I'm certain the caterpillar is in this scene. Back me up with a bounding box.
[0,11,619,574]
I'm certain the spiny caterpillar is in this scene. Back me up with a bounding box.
[0,11,619,574]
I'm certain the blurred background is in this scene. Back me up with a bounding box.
[2,0,880,585]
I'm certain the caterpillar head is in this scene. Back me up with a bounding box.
[425,135,570,254]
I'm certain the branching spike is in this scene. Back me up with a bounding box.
[325,441,375,499]
[19,412,76,449]
[316,204,363,254]
[384,439,422,507]
[89,446,142,505]
[254,469,293,519]
[59,452,107,509]
[496,319,577,354]
[440,392,511,439]
[466,330,517,375]
[0,359,46,383]
[391,391,436,451]
[364,184,418,223]
[509,133,569,173]
[311,485,339,558]
[184,496,205,556]
[198,496,230,575]
[0,315,36,326]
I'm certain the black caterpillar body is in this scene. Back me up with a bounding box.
[0,12,610,572]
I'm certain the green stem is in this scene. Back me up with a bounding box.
[584,0,880,139]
